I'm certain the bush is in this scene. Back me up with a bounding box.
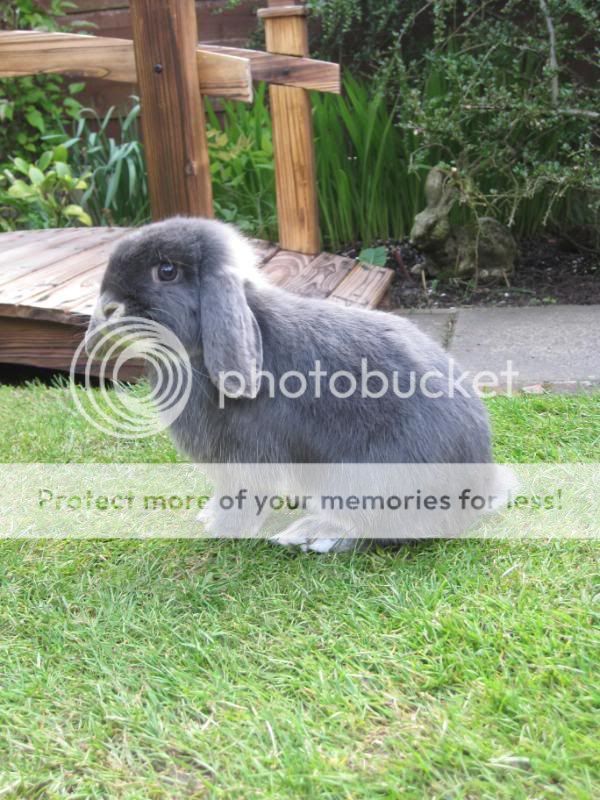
[0,148,91,230]
[58,101,150,227]
[0,1,83,165]
[306,0,600,241]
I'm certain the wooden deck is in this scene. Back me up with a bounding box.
[0,227,393,374]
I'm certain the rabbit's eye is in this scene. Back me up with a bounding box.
[156,262,178,282]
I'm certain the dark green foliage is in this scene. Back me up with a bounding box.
[0,1,83,164]
[307,0,600,242]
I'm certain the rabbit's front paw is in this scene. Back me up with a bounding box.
[197,498,260,538]
[271,516,358,553]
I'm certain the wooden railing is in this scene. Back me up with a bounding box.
[0,0,341,254]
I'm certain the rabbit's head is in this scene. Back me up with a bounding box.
[86,217,264,398]
[409,168,456,248]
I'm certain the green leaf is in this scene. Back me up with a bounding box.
[64,205,92,226]
[38,151,54,172]
[12,158,30,176]
[54,161,71,179]
[28,166,45,186]
[53,145,69,163]
[25,109,45,133]
[358,246,388,267]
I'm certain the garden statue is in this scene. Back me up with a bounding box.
[410,168,517,281]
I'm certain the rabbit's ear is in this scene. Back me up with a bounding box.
[200,269,263,399]
[424,168,455,212]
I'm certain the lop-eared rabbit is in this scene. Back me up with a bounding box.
[86,217,509,552]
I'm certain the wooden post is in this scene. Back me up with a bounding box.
[129,0,213,220]
[258,2,320,254]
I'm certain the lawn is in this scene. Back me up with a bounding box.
[0,384,598,799]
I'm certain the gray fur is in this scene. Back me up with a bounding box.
[88,217,500,549]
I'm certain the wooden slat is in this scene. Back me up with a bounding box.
[0,31,253,102]
[0,267,104,324]
[0,228,123,287]
[281,252,355,298]
[200,45,340,93]
[0,316,142,378]
[0,228,73,251]
[329,264,394,309]
[197,50,253,102]
[0,31,137,82]
[261,250,314,288]
[130,0,214,219]
[0,316,85,372]
[0,31,340,100]
[0,232,129,307]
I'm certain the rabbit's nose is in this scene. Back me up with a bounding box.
[101,299,125,321]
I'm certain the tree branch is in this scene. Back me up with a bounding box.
[539,0,559,105]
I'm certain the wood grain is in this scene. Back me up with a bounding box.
[263,2,320,255]
[0,233,128,307]
[0,229,119,287]
[281,252,355,298]
[0,316,142,379]
[329,264,394,309]
[200,45,340,94]
[260,250,314,287]
[258,6,308,19]
[130,0,213,219]
[0,31,253,102]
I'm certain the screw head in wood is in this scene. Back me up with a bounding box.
[153,64,163,74]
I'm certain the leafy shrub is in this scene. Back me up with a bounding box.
[0,147,91,230]
[307,0,600,241]
[58,100,150,227]
[0,0,83,165]
[206,84,277,239]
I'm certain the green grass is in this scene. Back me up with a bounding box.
[0,384,598,798]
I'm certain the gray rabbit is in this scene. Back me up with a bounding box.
[410,168,517,280]
[86,217,510,552]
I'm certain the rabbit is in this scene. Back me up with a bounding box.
[410,168,517,281]
[86,216,512,552]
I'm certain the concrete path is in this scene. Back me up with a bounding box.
[393,305,600,392]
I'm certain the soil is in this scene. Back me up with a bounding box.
[340,236,600,308]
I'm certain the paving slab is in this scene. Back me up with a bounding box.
[449,305,600,388]
[392,308,456,348]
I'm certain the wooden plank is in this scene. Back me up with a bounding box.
[0,316,142,379]
[261,250,314,288]
[200,45,340,93]
[197,50,252,102]
[0,31,253,102]
[0,31,136,82]
[0,316,85,372]
[0,228,82,254]
[0,232,129,307]
[130,0,213,219]
[0,267,104,323]
[0,228,123,287]
[263,3,320,255]
[282,252,355,298]
[329,264,394,309]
